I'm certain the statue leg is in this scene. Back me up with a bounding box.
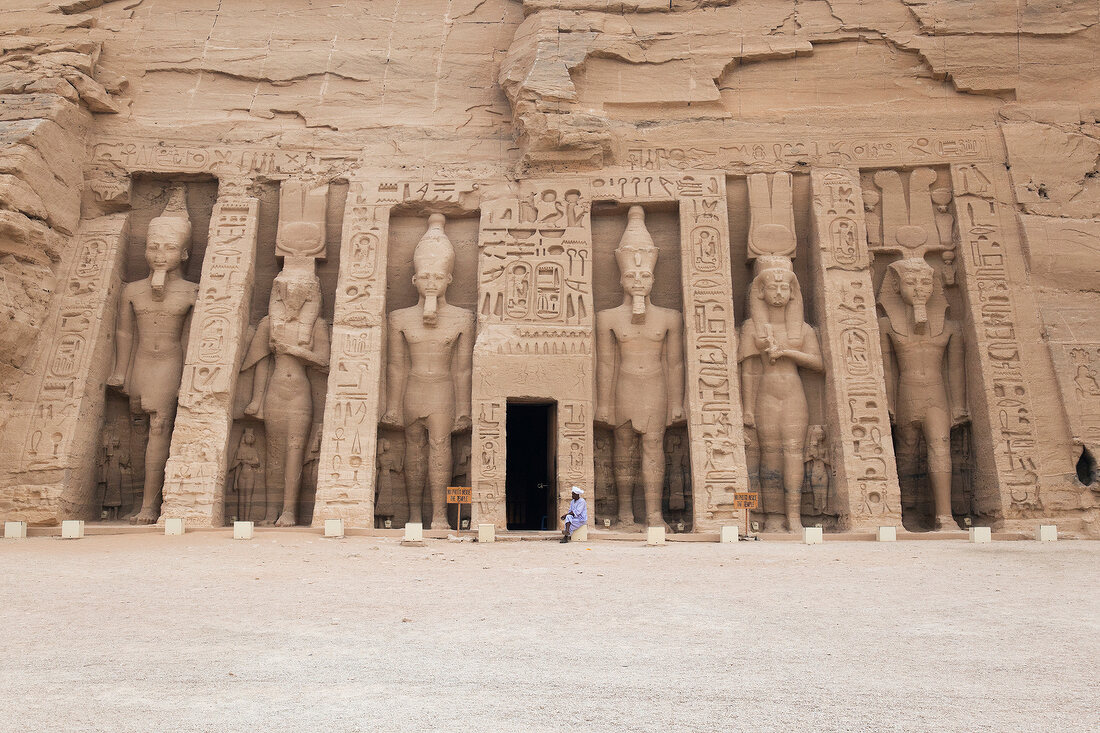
[923,409,956,530]
[612,424,639,529]
[755,416,786,533]
[263,421,287,525]
[404,420,427,526]
[275,410,311,527]
[894,421,923,525]
[640,429,668,530]
[426,412,453,530]
[132,407,174,525]
[782,437,806,533]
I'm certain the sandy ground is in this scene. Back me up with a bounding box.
[0,533,1097,733]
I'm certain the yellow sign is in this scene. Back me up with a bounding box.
[446,486,472,504]
[733,492,759,509]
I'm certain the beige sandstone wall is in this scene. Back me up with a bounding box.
[0,0,1097,533]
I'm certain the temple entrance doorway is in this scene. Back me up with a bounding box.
[505,401,557,530]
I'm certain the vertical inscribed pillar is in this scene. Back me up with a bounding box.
[311,182,390,527]
[5,214,130,523]
[949,163,1049,522]
[678,175,749,531]
[160,192,258,526]
[808,168,902,529]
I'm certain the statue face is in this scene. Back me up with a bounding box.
[413,264,452,299]
[621,267,654,297]
[898,267,934,306]
[145,224,187,272]
[762,277,792,307]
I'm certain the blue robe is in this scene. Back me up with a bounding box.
[564,497,587,534]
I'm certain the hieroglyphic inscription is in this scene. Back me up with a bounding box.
[950,164,1044,511]
[809,169,901,528]
[161,195,258,526]
[17,214,130,519]
[472,397,506,525]
[620,132,990,171]
[91,140,359,177]
[676,175,749,530]
[312,182,390,526]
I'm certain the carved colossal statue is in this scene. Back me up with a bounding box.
[878,257,967,530]
[595,205,685,530]
[739,257,823,532]
[107,186,198,524]
[242,270,330,526]
[382,214,475,530]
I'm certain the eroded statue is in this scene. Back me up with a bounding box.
[878,257,967,531]
[242,269,330,526]
[595,205,685,530]
[382,214,475,530]
[739,257,823,532]
[107,186,198,524]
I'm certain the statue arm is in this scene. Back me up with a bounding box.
[594,315,616,426]
[665,313,686,424]
[107,289,134,387]
[243,317,272,418]
[780,327,824,371]
[284,319,330,369]
[947,323,968,424]
[878,317,897,421]
[383,319,407,426]
[452,315,475,430]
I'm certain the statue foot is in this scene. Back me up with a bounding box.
[431,513,450,531]
[763,515,786,533]
[787,521,804,534]
[616,516,642,532]
[131,508,159,525]
[935,515,960,531]
[274,511,296,527]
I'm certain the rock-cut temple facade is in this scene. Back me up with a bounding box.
[1,0,1099,537]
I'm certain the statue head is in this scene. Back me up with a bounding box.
[615,205,659,322]
[412,214,455,325]
[145,186,191,298]
[879,257,947,335]
[748,256,805,343]
[242,427,255,446]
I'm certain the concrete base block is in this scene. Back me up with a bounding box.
[233,521,254,540]
[803,527,823,545]
[719,526,739,543]
[4,521,27,539]
[61,520,84,539]
[402,522,424,545]
[478,523,495,543]
[324,519,344,538]
[165,518,185,536]
[572,525,588,542]
[646,526,666,545]
[876,526,897,542]
[1037,524,1057,542]
[969,526,991,543]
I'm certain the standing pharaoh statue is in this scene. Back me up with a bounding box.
[382,214,475,530]
[878,258,967,530]
[739,257,823,532]
[241,181,331,527]
[595,206,685,530]
[107,186,198,524]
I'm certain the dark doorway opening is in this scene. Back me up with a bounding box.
[506,401,557,530]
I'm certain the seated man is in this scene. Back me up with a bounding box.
[560,487,588,543]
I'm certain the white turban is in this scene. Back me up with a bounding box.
[571,487,583,495]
